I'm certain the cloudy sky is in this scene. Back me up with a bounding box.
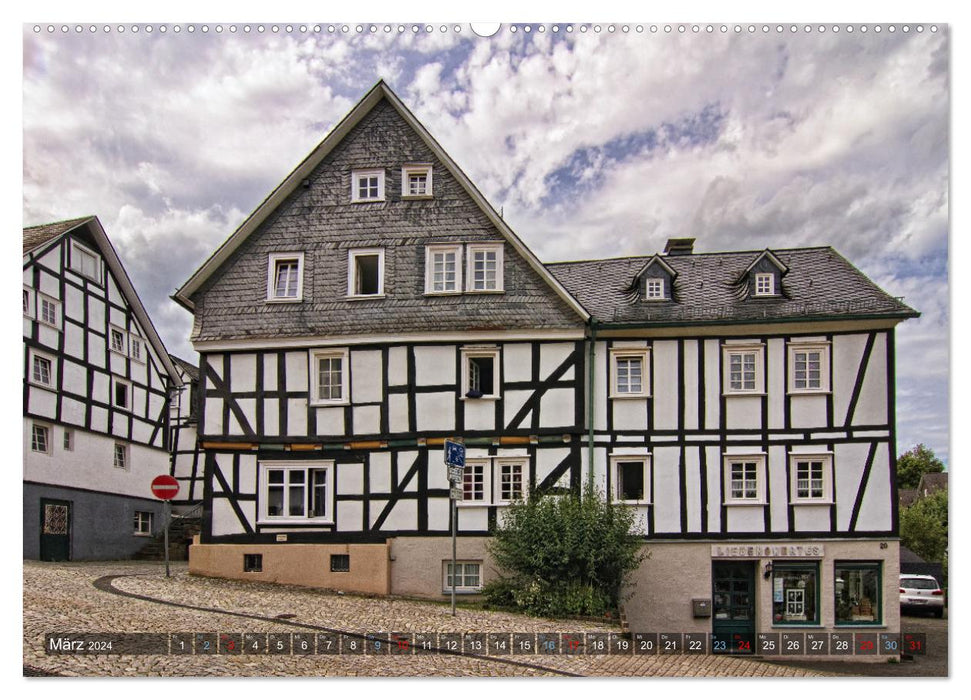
[21,21,949,463]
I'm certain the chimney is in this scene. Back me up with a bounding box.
[664,238,695,256]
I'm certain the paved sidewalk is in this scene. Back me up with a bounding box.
[23,561,829,678]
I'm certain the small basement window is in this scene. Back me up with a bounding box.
[330,554,350,572]
[244,554,263,572]
[348,249,385,297]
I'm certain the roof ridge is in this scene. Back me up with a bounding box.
[23,215,95,231]
[546,246,835,267]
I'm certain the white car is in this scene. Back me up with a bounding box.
[899,574,945,617]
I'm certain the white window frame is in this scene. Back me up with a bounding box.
[70,239,102,282]
[113,442,130,470]
[402,164,433,198]
[351,168,385,203]
[109,325,128,355]
[644,277,666,300]
[722,344,765,395]
[460,459,490,505]
[37,293,61,329]
[610,454,652,504]
[424,244,463,295]
[466,243,504,292]
[789,453,834,504]
[495,459,529,504]
[309,348,350,406]
[788,342,830,394]
[112,376,132,410]
[443,560,483,593]
[347,248,386,298]
[30,421,51,455]
[134,510,153,536]
[266,252,305,302]
[258,461,334,524]
[129,335,145,364]
[609,348,651,398]
[723,454,767,505]
[63,428,74,452]
[29,349,56,389]
[460,346,501,400]
[23,286,34,318]
[755,272,775,296]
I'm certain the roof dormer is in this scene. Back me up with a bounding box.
[633,255,677,302]
[741,249,788,299]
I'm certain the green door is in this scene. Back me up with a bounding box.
[711,562,756,654]
[39,499,71,561]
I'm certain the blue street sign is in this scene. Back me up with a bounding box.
[444,439,466,467]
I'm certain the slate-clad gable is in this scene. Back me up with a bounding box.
[191,98,582,342]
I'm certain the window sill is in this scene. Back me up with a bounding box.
[615,500,651,507]
[460,395,500,401]
[722,391,767,397]
[609,393,651,400]
[37,321,62,331]
[265,297,303,304]
[424,290,463,296]
[350,198,386,204]
[771,623,823,628]
[791,500,834,506]
[456,502,489,508]
[441,589,482,595]
[723,501,767,507]
[788,390,832,396]
[257,519,335,526]
[134,533,153,538]
[28,381,56,392]
[309,400,349,407]
[345,294,386,301]
[402,194,434,201]
[465,289,505,294]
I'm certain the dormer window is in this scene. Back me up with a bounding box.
[644,278,665,300]
[755,273,775,296]
[351,169,385,203]
[402,164,433,198]
[267,253,304,302]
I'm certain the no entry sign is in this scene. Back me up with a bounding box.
[150,475,180,501]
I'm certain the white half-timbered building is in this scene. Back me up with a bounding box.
[23,217,184,560]
[174,82,917,650]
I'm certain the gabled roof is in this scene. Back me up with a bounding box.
[23,216,182,387]
[633,254,677,280]
[917,472,948,495]
[169,354,200,382]
[173,80,587,322]
[741,248,789,277]
[548,246,919,326]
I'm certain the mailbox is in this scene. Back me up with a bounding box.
[692,598,712,618]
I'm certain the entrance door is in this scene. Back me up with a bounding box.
[39,499,71,561]
[711,561,756,654]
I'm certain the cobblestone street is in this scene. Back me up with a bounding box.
[24,560,832,678]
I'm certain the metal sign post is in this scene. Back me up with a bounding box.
[164,500,171,578]
[150,474,180,579]
[444,439,466,617]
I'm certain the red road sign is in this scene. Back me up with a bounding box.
[150,475,180,501]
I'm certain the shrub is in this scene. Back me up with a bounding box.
[484,489,646,617]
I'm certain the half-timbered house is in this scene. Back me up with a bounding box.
[23,216,184,560]
[175,81,916,650]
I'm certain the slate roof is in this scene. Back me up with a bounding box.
[23,216,94,254]
[917,472,948,495]
[899,489,919,508]
[547,247,918,326]
[169,355,200,382]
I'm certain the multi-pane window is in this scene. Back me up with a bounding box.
[130,337,143,363]
[31,423,50,454]
[133,511,153,535]
[38,295,60,328]
[755,272,775,296]
[402,165,433,197]
[114,443,129,469]
[612,456,650,503]
[645,278,665,299]
[273,259,300,298]
[71,240,101,281]
[789,454,833,503]
[348,249,384,297]
[463,462,486,502]
[723,345,764,394]
[788,343,830,393]
[772,564,819,625]
[610,348,650,397]
[444,561,482,592]
[111,328,127,354]
[310,349,349,405]
[467,244,503,292]
[426,245,461,293]
[834,562,882,625]
[261,463,332,522]
[351,169,385,202]
[462,347,500,399]
[724,456,765,503]
[498,461,525,503]
[32,354,53,386]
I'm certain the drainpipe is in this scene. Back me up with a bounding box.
[586,320,597,494]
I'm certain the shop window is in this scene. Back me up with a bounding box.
[835,562,882,625]
[243,554,263,572]
[772,563,819,625]
[330,554,350,572]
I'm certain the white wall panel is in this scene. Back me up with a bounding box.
[230,354,256,393]
[541,388,575,428]
[338,500,363,531]
[540,342,573,379]
[415,346,455,385]
[416,392,454,432]
[652,341,678,431]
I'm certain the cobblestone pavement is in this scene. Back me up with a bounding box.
[24,561,829,678]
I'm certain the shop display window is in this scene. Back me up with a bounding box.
[771,563,819,625]
[835,562,882,625]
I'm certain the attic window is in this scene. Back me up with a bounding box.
[70,240,102,282]
[755,273,775,296]
[267,253,304,302]
[644,278,665,300]
[351,169,385,203]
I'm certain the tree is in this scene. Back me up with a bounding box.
[899,488,948,565]
[482,489,647,617]
[896,444,945,490]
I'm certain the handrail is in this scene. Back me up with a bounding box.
[172,501,204,520]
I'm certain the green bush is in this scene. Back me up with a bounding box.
[484,489,646,617]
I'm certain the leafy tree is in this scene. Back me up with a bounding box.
[896,444,945,490]
[900,488,948,565]
[482,489,647,617]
